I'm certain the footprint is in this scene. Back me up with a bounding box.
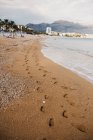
[43,70,48,73]
[62,110,68,118]
[26,66,30,70]
[84,108,87,112]
[61,105,64,108]
[25,60,28,62]
[40,106,45,112]
[36,87,42,92]
[53,81,57,84]
[43,74,46,77]
[61,85,76,90]
[72,123,87,133]
[61,85,68,89]
[26,68,29,71]
[28,72,30,74]
[68,101,75,106]
[48,118,54,127]
[63,94,68,98]
[36,80,40,84]
[44,95,48,99]
[36,87,40,91]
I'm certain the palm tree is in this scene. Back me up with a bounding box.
[0,19,4,28]
[0,19,2,26]
[4,19,9,31]
[9,21,15,27]
[0,19,5,36]
[8,20,17,38]
[0,19,2,30]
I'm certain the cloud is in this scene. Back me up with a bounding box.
[0,0,93,25]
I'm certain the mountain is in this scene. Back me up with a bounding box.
[26,20,93,34]
[26,23,49,33]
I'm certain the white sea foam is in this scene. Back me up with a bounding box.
[41,36,93,84]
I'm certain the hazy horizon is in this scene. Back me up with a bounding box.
[0,0,93,26]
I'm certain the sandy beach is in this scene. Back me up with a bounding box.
[0,35,93,140]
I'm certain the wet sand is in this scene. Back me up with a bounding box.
[0,35,93,140]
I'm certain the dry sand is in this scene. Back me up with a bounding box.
[0,35,93,140]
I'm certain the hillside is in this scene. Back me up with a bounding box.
[26,20,93,34]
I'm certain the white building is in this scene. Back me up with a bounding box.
[46,27,52,35]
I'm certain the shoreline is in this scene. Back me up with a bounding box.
[41,36,93,85]
[0,35,93,139]
[41,49,93,85]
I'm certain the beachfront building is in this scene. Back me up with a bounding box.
[46,27,52,35]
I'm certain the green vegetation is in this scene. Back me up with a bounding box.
[0,19,34,36]
[0,19,19,32]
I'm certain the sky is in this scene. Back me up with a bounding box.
[0,0,93,25]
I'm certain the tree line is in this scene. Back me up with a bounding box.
[0,19,20,32]
[0,19,33,35]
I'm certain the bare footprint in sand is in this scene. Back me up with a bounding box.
[61,85,68,89]
[72,123,87,133]
[53,81,58,84]
[63,94,68,98]
[69,101,75,106]
[61,85,76,90]
[38,68,41,71]
[40,106,45,112]
[51,77,58,84]
[35,86,42,93]
[67,100,75,106]
[26,66,30,70]
[43,74,47,77]
[62,110,68,118]
[25,60,29,62]
[63,94,75,106]
[44,95,49,99]
[43,70,48,73]
[26,68,29,71]
[36,80,41,84]
[36,86,40,91]
[48,118,54,127]
[28,72,30,74]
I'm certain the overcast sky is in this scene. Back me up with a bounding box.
[0,0,93,25]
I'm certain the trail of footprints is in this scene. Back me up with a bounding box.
[40,95,87,137]
[24,52,31,76]
[24,51,87,137]
[37,65,88,135]
[39,72,87,137]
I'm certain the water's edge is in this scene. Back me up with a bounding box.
[41,37,93,85]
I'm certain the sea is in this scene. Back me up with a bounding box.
[41,36,93,84]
